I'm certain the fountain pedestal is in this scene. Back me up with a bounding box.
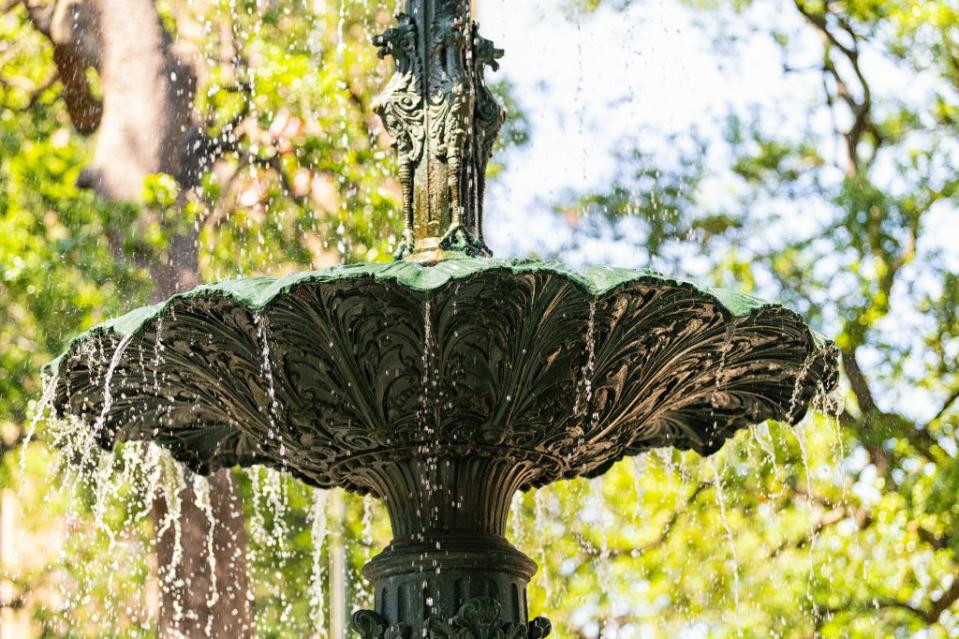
[361,533,540,633]
[351,455,549,637]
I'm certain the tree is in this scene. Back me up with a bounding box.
[1,1,528,636]
[5,0,956,637]
[545,0,959,635]
[1,0,399,635]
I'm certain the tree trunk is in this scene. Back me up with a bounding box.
[31,0,252,635]
[153,470,252,638]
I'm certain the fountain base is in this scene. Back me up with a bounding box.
[356,532,546,638]
[349,454,550,637]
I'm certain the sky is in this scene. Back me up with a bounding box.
[471,0,958,426]
[477,0,822,262]
[476,0,956,269]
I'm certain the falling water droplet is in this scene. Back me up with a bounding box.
[574,300,597,421]
[795,422,814,499]
[19,370,59,473]
[156,462,187,627]
[509,492,526,548]
[92,333,135,437]
[710,458,741,630]
[153,316,165,394]
[362,493,375,544]
[193,474,220,622]
[534,489,552,603]
[255,313,286,460]
[310,489,330,639]
[420,299,434,434]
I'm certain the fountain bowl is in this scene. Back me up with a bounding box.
[48,257,838,499]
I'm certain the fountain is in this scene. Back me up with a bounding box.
[44,1,839,636]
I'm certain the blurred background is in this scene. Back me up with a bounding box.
[1,0,958,637]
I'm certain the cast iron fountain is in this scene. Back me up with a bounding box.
[46,1,839,636]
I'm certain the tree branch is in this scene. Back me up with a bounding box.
[631,481,710,556]
[794,0,878,175]
[819,568,959,626]
[571,482,712,560]
[768,490,872,559]
[927,573,959,623]
[842,349,876,416]
[267,154,309,207]
[927,388,959,429]
[793,0,857,60]
[917,526,950,552]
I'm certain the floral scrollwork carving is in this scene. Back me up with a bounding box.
[427,598,551,639]
[351,599,550,639]
[470,28,506,253]
[373,1,502,260]
[351,610,412,639]
[373,12,425,259]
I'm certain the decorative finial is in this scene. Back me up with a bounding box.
[373,0,506,262]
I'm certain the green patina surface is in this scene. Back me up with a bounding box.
[47,253,838,487]
[49,258,787,364]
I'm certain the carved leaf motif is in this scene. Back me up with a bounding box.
[352,610,388,639]
[423,598,547,639]
[50,261,839,493]
[458,597,501,626]
[528,618,551,639]
[427,615,455,639]
[351,612,411,639]
[374,14,426,165]
[385,623,411,639]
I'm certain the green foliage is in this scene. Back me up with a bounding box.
[1,1,531,637]
[0,15,149,429]
[2,0,958,638]
[557,136,719,266]
[555,0,959,635]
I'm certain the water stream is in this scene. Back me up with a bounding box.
[574,300,597,422]
[249,467,294,631]
[193,475,220,615]
[19,370,59,472]
[309,489,330,639]
[255,313,286,461]
[156,462,187,628]
[92,333,135,437]
[710,458,741,632]
[534,489,552,603]
[153,316,165,394]
[419,299,434,438]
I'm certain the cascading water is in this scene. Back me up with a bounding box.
[19,370,58,473]
[22,1,842,637]
[574,300,597,422]
[709,458,741,629]
[310,489,331,639]
[256,313,286,460]
[92,334,135,437]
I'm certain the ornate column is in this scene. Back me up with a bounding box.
[350,10,551,637]
[350,456,551,639]
[372,0,506,263]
